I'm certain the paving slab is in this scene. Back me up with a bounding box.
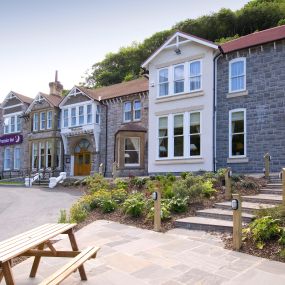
[10,220,285,284]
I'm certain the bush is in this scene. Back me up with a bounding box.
[240,180,258,190]
[244,216,284,249]
[147,202,171,221]
[166,173,176,182]
[114,178,128,190]
[130,177,148,189]
[111,188,128,204]
[255,205,285,220]
[69,202,88,223]
[91,190,112,209]
[216,168,227,179]
[85,173,109,193]
[231,174,242,182]
[201,181,216,198]
[180,172,188,179]
[168,197,188,213]
[58,209,68,223]
[162,184,175,199]
[123,193,146,217]
[100,199,117,213]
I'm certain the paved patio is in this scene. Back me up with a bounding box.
[11,220,285,284]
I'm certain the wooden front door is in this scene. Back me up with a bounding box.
[74,152,91,176]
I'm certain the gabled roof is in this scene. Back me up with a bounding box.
[61,77,148,106]
[221,25,285,53]
[1,91,33,107]
[141,31,218,68]
[26,92,62,113]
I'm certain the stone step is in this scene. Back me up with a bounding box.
[175,216,234,233]
[196,208,254,223]
[260,188,282,195]
[266,183,282,188]
[215,201,276,214]
[242,194,282,205]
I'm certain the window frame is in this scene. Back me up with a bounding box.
[14,147,21,170]
[47,111,53,129]
[173,63,185,95]
[95,105,100,124]
[46,141,52,169]
[63,109,69,128]
[173,113,184,157]
[158,67,169,97]
[3,113,22,134]
[133,100,141,121]
[71,107,76,126]
[229,57,246,93]
[32,143,38,170]
[78,106,84,125]
[189,111,202,157]
[123,101,132,123]
[157,116,169,159]
[40,112,46,130]
[229,108,247,158]
[33,113,39,131]
[87,104,93,124]
[124,137,141,167]
[189,60,202,92]
[4,147,11,170]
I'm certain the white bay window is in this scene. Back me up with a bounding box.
[4,114,21,134]
[174,64,184,94]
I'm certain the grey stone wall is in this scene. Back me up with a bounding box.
[216,40,285,173]
[101,93,149,177]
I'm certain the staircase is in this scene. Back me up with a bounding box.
[175,175,282,233]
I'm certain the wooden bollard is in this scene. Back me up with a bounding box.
[153,188,161,232]
[282,168,285,206]
[225,167,232,200]
[232,193,242,251]
[264,153,271,179]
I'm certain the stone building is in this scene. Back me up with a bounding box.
[25,77,63,173]
[216,25,285,173]
[59,77,148,177]
[0,91,33,176]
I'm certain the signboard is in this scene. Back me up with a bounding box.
[0,134,23,146]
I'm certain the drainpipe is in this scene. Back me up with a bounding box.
[213,48,223,172]
[104,103,108,177]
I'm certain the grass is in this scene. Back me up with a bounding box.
[0,181,24,185]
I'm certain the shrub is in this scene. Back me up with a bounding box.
[147,203,171,221]
[58,209,68,223]
[130,177,148,189]
[166,173,176,182]
[85,173,109,193]
[111,188,128,204]
[201,181,216,198]
[216,168,227,179]
[255,205,285,220]
[162,184,175,199]
[69,202,88,223]
[244,216,284,249]
[100,199,117,213]
[180,172,188,179]
[231,174,242,182]
[114,178,128,190]
[168,197,188,213]
[240,180,258,190]
[123,193,146,217]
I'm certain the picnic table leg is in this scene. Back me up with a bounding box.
[29,242,45,278]
[2,261,15,285]
[0,268,4,283]
[67,230,87,280]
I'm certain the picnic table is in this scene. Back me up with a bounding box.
[0,223,100,285]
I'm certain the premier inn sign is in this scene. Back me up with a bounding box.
[0,134,23,146]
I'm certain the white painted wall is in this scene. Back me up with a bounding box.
[147,41,216,173]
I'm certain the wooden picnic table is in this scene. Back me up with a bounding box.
[0,223,99,285]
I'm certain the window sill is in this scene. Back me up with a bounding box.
[155,157,204,165]
[227,157,249,163]
[227,90,248,98]
[156,91,204,104]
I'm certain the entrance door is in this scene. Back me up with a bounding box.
[74,139,92,176]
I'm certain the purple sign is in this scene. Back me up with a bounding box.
[0,134,23,146]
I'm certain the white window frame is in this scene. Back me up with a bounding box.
[123,101,132,122]
[158,67,169,97]
[189,111,202,157]
[39,142,45,169]
[56,141,61,169]
[229,57,246,93]
[78,106,84,125]
[32,143,38,170]
[16,115,21,132]
[14,147,21,170]
[63,109,69,128]
[133,100,141,121]
[95,105,100,124]
[173,63,185,95]
[87,104,93,124]
[40,112,46,130]
[33,113,38,131]
[4,147,11,170]
[71,107,76,126]
[229,108,247,158]
[47,111,52,129]
[3,113,22,134]
[124,137,140,167]
[157,116,169,159]
[189,60,202,92]
[46,141,52,169]
[173,113,184,157]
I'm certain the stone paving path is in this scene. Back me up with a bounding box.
[11,220,285,284]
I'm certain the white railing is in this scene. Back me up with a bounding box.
[49,172,67,189]
[25,173,41,187]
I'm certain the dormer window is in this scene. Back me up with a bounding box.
[40,112,46,130]
[4,114,21,134]
[33,113,38,131]
[71,108,76,126]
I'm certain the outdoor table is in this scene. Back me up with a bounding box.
[0,223,87,285]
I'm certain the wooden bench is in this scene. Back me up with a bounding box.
[0,223,100,285]
[39,246,100,285]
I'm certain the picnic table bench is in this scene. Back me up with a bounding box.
[0,223,100,285]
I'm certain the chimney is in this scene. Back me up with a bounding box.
[49,70,63,96]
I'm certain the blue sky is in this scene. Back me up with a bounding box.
[0,0,249,100]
